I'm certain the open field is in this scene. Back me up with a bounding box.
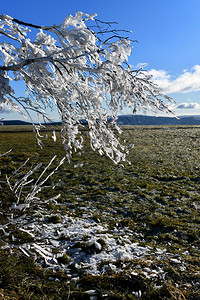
[0,125,200,299]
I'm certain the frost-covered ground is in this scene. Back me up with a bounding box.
[11,208,185,283]
[1,126,200,298]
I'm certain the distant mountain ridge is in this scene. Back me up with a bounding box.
[1,120,32,125]
[2,115,200,126]
[117,115,200,126]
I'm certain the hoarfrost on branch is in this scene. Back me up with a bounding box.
[0,12,173,163]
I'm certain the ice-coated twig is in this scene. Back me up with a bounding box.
[0,149,12,158]
[0,154,64,260]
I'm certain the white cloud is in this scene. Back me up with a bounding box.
[0,103,15,114]
[176,102,200,109]
[149,65,200,94]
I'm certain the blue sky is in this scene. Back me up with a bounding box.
[1,0,200,120]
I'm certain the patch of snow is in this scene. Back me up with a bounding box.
[2,211,185,279]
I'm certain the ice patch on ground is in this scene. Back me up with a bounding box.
[4,213,183,279]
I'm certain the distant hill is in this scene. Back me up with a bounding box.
[117,115,200,126]
[1,120,32,126]
[2,115,200,126]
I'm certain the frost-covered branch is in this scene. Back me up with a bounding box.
[0,12,174,163]
[0,154,64,255]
